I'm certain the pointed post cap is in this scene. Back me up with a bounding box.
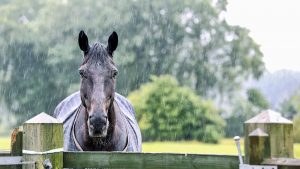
[24,112,62,124]
[249,128,269,137]
[233,136,241,141]
[245,109,292,124]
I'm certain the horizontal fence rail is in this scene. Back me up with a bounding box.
[262,158,300,167]
[0,151,10,157]
[0,156,35,169]
[64,152,240,169]
[0,156,22,165]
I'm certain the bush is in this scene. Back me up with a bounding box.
[128,75,225,143]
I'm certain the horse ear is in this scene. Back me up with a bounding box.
[78,30,90,53]
[107,31,118,55]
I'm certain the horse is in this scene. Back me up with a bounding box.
[53,30,142,152]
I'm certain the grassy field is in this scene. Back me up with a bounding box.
[143,139,244,155]
[0,137,10,150]
[1,137,299,158]
[143,139,300,158]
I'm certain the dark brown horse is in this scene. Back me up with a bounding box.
[54,31,141,151]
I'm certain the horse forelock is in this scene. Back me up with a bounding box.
[81,43,115,67]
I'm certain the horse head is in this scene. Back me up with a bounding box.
[78,30,118,138]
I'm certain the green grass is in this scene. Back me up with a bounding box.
[295,144,300,158]
[143,138,300,158]
[0,137,10,150]
[142,139,244,155]
[1,137,299,158]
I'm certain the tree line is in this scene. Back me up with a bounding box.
[0,0,275,142]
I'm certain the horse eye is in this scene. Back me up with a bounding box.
[79,69,86,78]
[112,71,118,79]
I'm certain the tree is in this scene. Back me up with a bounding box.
[224,98,259,137]
[224,88,269,137]
[247,88,269,109]
[0,0,264,122]
[1,42,69,122]
[116,0,265,102]
[128,75,225,143]
[280,90,300,119]
[279,89,300,142]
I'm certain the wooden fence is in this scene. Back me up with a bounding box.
[1,110,300,169]
[0,152,240,169]
[64,152,239,169]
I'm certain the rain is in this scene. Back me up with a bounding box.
[0,0,300,158]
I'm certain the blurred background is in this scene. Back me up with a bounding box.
[0,0,299,155]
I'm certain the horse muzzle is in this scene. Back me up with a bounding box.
[88,114,109,138]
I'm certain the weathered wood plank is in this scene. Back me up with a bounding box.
[64,152,240,169]
[262,158,300,166]
[248,128,270,164]
[0,166,21,169]
[0,163,35,169]
[0,151,10,157]
[0,156,22,165]
[0,156,35,169]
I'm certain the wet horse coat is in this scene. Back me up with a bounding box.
[53,91,142,151]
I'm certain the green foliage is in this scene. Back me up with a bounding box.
[1,42,69,122]
[224,88,269,137]
[280,90,300,119]
[279,89,300,142]
[0,108,16,136]
[247,88,269,109]
[0,0,264,125]
[224,97,259,137]
[128,75,225,143]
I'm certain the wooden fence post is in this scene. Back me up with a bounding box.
[11,126,23,156]
[244,109,293,165]
[248,128,270,164]
[22,112,63,169]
